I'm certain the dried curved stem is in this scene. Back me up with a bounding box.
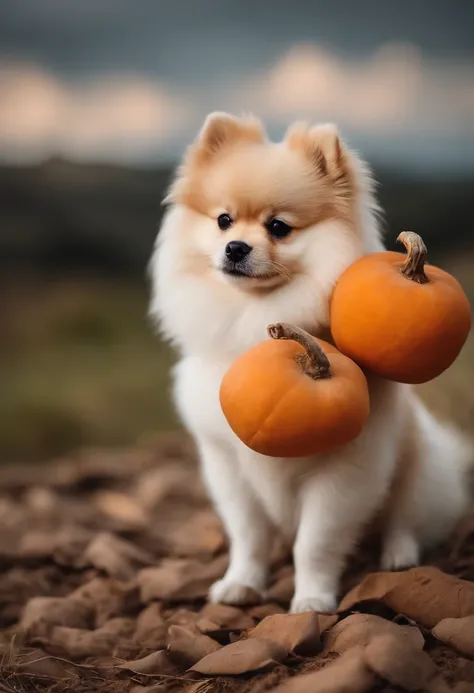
[267,322,331,379]
[397,231,429,284]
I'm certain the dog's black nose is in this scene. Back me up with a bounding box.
[225,240,252,263]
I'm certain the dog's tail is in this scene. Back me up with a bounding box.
[412,397,473,548]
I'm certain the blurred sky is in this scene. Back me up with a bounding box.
[0,0,473,174]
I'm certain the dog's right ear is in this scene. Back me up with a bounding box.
[164,113,265,205]
[195,112,265,160]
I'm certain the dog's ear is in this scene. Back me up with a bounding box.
[286,122,345,178]
[196,112,265,159]
[164,113,265,205]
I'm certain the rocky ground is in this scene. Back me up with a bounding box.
[0,434,473,692]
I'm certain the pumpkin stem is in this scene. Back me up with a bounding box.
[267,322,332,379]
[397,231,429,284]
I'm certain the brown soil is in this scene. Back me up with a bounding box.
[0,434,473,692]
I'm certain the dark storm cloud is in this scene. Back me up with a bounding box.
[0,0,473,170]
[0,0,473,84]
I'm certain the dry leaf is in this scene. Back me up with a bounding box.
[19,531,56,559]
[51,526,94,568]
[340,567,474,628]
[249,612,329,656]
[248,604,286,620]
[169,509,224,556]
[118,649,181,675]
[137,555,227,602]
[429,679,458,693]
[33,617,135,659]
[18,526,93,568]
[134,466,199,509]
[325,613,424,654]
[20,596,92,631]
[24,487,57,514]
[364,633,438,689]
[184,682,216,693]
[433,615,474,658]
[134,602,167,647]
[84,531,155,581]
[195,617,221,634]
[13,648,83,679]
[166,608,201,628]
[167,624,222,664]
[72,576,138,627]
[94,490,147,527]
[267,574,295,605]
[199,603,254,630]
[271,646,375,692]
[191,638,287,675]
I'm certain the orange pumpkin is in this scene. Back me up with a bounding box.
[219,323,370,457]
[331,231,471,384]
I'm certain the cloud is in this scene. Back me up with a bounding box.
[0,62,186,164]
[235,42,474,134]
[0,42,473,172]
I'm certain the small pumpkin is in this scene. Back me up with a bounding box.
[331,231,471,384]
[219,323,370,457]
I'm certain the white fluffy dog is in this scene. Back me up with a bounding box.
[149,113,471,613]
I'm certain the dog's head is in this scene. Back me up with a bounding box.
[152,113,382,355]
[165,113,376,294]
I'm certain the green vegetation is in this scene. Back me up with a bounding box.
[0,280,178,463]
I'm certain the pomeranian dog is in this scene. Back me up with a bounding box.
[149,113,471,613]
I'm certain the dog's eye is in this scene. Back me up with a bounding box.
[217,214,233,231]
[266,218,293,239]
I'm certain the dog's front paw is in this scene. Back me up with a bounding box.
[290,592,337,614]
[381,531,420,571]
[209,579,263,606]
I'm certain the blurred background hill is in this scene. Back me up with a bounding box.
[0,0,473,462]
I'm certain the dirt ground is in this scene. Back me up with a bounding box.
[1,434,474,692]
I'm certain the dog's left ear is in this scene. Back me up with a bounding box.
[286,122,345,178]
[196,112,265,160]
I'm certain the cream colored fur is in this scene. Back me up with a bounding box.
[149,113,471,612]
